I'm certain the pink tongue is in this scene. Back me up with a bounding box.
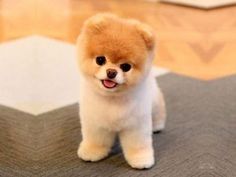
[103,80,116,88]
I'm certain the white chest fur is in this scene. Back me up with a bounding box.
[79,76,154,132]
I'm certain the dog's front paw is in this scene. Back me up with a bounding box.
[126,149,155,169]
[153,120,165,133]
[77,141,109,162]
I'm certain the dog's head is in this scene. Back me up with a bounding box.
[77,13,155,95]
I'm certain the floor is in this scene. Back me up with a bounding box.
[0,0,236,80]
[1,75,236,177]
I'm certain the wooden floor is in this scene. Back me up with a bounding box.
[0,74,236,177]
[0,0,236,79]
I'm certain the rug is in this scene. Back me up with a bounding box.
[0,73,235,177]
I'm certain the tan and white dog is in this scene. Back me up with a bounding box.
[76,13,166,169]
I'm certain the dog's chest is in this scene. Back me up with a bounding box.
[82,94,139,131]
[80,82,152,131]
[94,98,137,130]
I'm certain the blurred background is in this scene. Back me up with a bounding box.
[0,0,236,80]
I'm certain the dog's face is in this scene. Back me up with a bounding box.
[77,14,155,95]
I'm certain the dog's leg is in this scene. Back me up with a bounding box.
[152,87,166,133]
[119,122,154,169]
[78,125,115,162]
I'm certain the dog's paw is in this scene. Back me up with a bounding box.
[77,141,109,162]
[126,150,155,169]
[153,121,165,133]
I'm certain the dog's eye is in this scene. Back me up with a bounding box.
[96,56,106,66]
[120,63,131,72]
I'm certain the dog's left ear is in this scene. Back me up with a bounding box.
[130,20,155,50]
[137,23,155,50]
[83,13,118,34]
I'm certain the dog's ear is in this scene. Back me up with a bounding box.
[83,13,118,34]
[137,24,155,50]
[129,20,155,50]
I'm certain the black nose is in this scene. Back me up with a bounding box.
[106,69,117,79]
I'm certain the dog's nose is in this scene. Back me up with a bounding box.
[106,69,117,79]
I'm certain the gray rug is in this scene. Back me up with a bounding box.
[0,73,235,177]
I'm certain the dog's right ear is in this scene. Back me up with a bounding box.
[83,13,118,34]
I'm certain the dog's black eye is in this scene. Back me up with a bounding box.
[96,56,106,65]
[120,63,131,72]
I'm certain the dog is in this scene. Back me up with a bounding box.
[76,13,166,169]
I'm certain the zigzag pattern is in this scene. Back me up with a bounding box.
[0,74,235,177]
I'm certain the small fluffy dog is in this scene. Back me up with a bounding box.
[76,13,166,169]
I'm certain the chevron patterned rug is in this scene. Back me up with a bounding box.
[0,73,235,177]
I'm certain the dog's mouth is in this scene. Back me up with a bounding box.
[101,79,118,89]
